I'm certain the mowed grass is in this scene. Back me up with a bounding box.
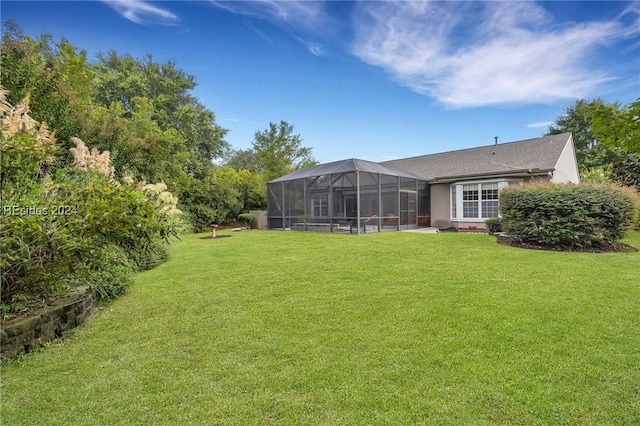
[2,230,640,425]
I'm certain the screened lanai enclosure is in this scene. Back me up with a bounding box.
[267,159,430,234]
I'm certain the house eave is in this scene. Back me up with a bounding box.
[430,168,554,183]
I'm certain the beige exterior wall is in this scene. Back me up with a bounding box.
[551,137,580,183]
[429,136,580,229]
[429,183,453,228]
[431,177,543,229]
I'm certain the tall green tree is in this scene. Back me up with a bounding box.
[592,99,640,155]
[547,99,622,169]
[222,149,266,211]
[224,148,261,172]
[90,50,234,228]
[252,120,316,182]
[1,20,94,146]
[91,51,229,172]
[1,20,259,229]
[590,99,640,192]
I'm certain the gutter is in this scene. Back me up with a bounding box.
[429,168,554,183]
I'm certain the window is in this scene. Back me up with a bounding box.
[451,186,457,218]
[450,180,519,221]
[481,183,499,218]
[311,196,328,217]
[462,184,479,218]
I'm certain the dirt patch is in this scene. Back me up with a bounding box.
[496,235,638,253]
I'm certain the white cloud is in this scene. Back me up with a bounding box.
[209,0,325,31]
[351,1,639,107]
[209,1,327,56]
[527,121,553,129]
[295,36,325,57]
[101,0,178,25]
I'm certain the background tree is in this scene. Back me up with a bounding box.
[579,166,612,184]
[592,99,640,155]
[610,154,640,191]
[224,148,261,172]
[2,21,319,230]
[91,50,229,171]
[547,99,623,170]
[1,20,93,146]
[591,99,640,192]
[252,120,316,183]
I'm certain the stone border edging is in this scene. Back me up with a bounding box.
[1,286,99,359]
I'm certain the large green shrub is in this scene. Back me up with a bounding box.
[0,90,181,315]
[499,183,635,248]
[1,168,181,309]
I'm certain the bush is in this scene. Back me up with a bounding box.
[183,204,219,233]
[499,182,635,248]
[238,213,256,228]
[632,191,640,232]
[78,244,135,299]
[0,90,182,315]
[1,170,181,309]
[128,238,170,271]
[485,217,503,234]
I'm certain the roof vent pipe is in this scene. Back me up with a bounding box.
[494,136,498,145]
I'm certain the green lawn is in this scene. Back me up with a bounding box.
[2,230,640,425]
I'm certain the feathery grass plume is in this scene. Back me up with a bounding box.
[0,87,56,147]
[1,95,39,139]
[0,87,12,116]
[69,137,115,177]
[69,137,90,171]
[35,121,56,147]
[142,182,181,215]
[122,173,135,185]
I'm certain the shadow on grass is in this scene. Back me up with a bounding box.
[199,235,232,240]
[496,235,638,253]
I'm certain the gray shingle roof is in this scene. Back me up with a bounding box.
[269,158,425,183]
[381,133,572,181]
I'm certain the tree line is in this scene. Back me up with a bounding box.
[2,18,638,232]
[1,20,316,232]
[546,98,639,189]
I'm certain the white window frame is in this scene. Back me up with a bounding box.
[311,196,328,217]
[450,179,521,222]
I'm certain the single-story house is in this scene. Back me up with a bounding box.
[267,132,579,233]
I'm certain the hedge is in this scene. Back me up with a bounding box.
[499,182,636,248]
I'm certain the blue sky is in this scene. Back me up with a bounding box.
[3,1,639,163]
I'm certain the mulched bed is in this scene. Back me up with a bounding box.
[496,234,637,253]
